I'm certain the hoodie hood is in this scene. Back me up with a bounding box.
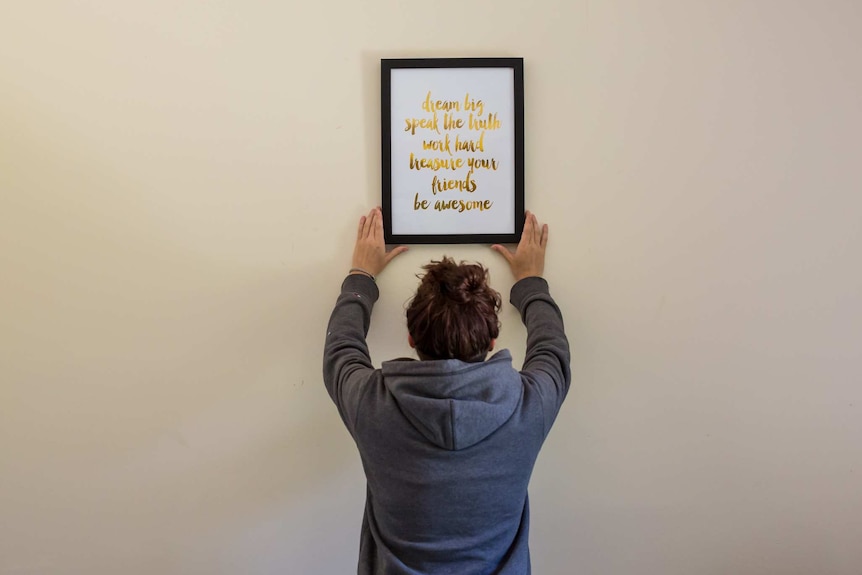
[381,350,522,451]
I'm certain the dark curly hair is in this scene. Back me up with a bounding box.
[406,257,502,362]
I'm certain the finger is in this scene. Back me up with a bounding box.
[361,209,375,238]
[372,208,384,239]
[384,245,408,263]
[531,213,541,243]
[491,244,514,263]
[540,223,549,247]
[357,216,366,240]
[520,212,534,246]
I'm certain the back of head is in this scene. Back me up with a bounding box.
[406,257,502,362]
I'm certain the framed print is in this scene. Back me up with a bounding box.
[382,58,525,244]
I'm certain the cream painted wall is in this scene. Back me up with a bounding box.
[2,1,861,574]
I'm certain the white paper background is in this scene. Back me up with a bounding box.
[389,67,515,236]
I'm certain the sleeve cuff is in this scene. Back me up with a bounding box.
[341,273,380,302]
[510,276,550,309]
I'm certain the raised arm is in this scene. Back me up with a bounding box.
[322,208,407,432]
[493,212,571,436]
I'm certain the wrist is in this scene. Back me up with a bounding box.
[349,267,376,281]
[513,268,543,281]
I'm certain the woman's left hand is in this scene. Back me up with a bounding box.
[351,208,408,277]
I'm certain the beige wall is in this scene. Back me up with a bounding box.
[2,1,861,573]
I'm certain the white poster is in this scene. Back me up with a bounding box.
[383,59,524,244]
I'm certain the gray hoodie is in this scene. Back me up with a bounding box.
[324,274,571,574]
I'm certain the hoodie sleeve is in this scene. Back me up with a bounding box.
[510,276,572,438]
[322,273,379,434]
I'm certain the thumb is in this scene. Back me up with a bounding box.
[491,244,514,263]
[385,245,409,263]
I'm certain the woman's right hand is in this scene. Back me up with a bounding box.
[491,211,549,281]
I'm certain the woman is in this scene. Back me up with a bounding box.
[324,208,570,574]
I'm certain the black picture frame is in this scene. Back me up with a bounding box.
[381,58,525,244]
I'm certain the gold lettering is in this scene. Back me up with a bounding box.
[421,134,453,156]
[463,93,485,117]
[443,113,464,130]
[422,91,461,113]
[468,113,501,131]
[433,199,493,212]
[466,157,499,171]
[455,132,486,153]
[429,171,477,195]
[409,153,463,171]
[404,112,440,135]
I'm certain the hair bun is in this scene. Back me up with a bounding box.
[407,257,502,361]
[437,263,481,305]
